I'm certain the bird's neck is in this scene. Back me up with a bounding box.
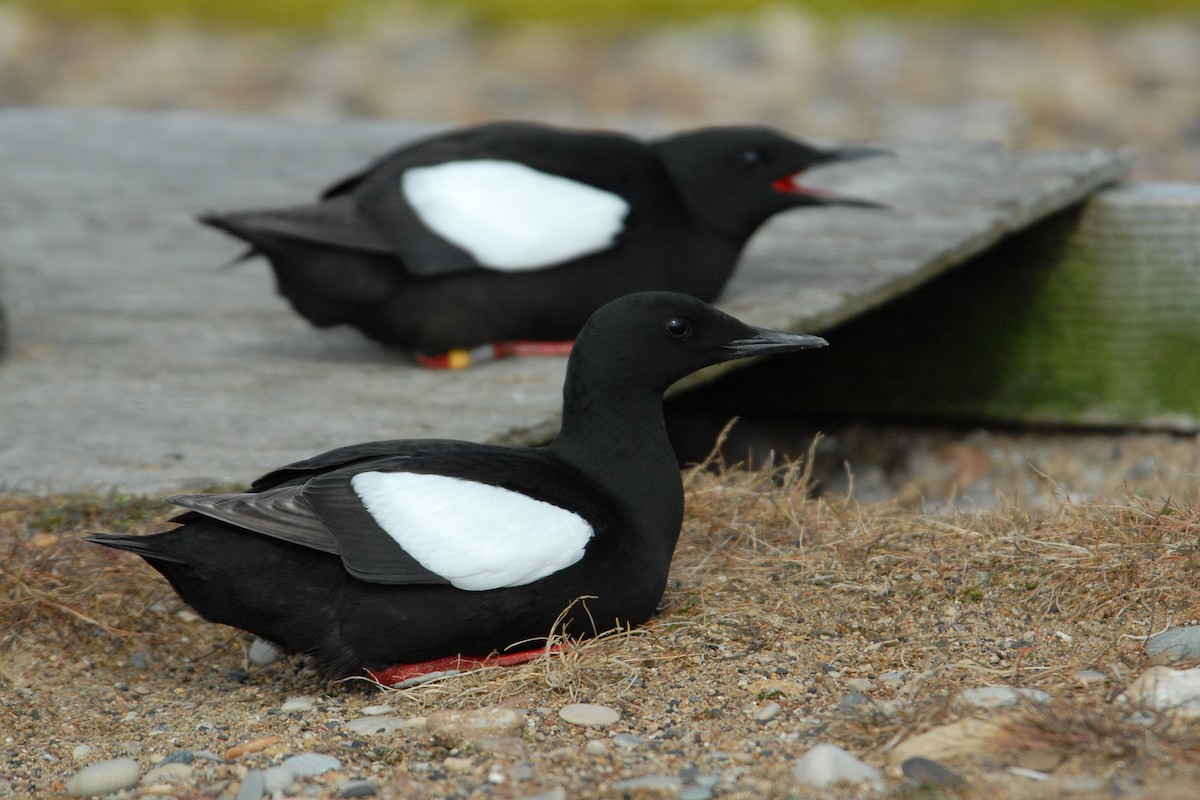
[550,382,685,551]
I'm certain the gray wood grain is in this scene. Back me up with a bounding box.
[0,110,1130,493]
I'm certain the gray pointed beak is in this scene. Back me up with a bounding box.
[815,145,894,166]
[724,327,828,357]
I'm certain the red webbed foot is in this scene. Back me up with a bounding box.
[367,644,567,687]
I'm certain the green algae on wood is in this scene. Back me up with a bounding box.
[694,183,1200,431]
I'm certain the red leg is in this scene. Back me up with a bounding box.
[491,341,574,359]
[416,341,573,370]
[367,644,567,687]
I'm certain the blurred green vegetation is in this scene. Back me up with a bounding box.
[6,0,1200,28]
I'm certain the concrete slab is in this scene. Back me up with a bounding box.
[0,109,1131,494]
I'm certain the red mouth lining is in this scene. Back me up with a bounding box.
[772,172,838,197]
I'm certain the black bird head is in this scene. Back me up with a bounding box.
[565,291,827,398]
[654,126,887,241]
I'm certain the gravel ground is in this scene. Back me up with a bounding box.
[4,474,1200,799]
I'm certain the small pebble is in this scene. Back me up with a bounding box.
[559,703,620,727]
[248,638,280,665]
[680,787,713,800]
[391,669,461,688]
[754,701,783,722]
[226,735,284,759]
[426,707,524,747]
[282,753,341,779]
[836,691,872,714]
[71,745,92,762]
[792,743,882,790]
[65,758,140,798]
[1147,626,1200,665]
[845,677,874,693]
[282,696,317,713]
[1121,665,1200,717]
[612,774,682,791]
[475,736,526,757]
[360,704,395,716]
[878,670,908,687]
[1074,669,1108,685]
[524,789,568,800]
[262,766,295,796]
[585,739,608,756]
[130,651,151,670]
[612,733,643,749]
[342,716,412,736]
[1058,774,1107,793]
[901,756,966,788]
[1008,766,1051,781]
[956,686,1051,709]
[141,762,192,785]
[443,756,473,771]
[235,769,266,800]
[339,779,378,797]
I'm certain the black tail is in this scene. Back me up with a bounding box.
[86,532,188,565]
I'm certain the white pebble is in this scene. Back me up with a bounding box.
[71,745,92,762]
[612,733,643,749]
[792,743,882,790]
[584,739,608,755]
[65,757,140,797]
[956,686,1051,709]
[558,703,620,727]
[282,752,340,778]
[281,696,316,712]
[262,765,296,795]
[1121,665,1200,717]
[360,704,395,716]
[235,769,265,800]
[248,638,280,665]
[262,752,340,793]
[754,701,783,722]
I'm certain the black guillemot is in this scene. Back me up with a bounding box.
[200,121,880,366]
[88,292,827,680]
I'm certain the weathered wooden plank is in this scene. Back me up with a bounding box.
[702,182,1200,431]
[0,109,1130,493]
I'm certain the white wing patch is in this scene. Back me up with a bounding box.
[401,159,629,271]
[350,471,594,591]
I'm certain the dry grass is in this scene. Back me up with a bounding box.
[2,460,1200,797]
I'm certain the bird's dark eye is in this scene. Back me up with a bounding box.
[665,317,692,338]
[741,149,761,165]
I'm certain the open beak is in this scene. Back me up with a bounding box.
[772,145,892,209]
[724,327,828,358]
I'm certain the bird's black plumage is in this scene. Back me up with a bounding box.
[88,292,828,676]
[200,121,881,356]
